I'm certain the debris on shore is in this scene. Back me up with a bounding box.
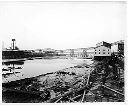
[2,53,124,103]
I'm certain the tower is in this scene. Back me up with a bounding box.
[12,39,16,50]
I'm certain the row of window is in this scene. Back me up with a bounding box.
[95,49,110,52]
[95,52,110,54]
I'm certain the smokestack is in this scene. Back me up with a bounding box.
[12,39,16,50]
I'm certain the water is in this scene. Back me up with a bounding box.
[2,58,93,83]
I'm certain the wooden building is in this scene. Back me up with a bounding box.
[94,41,111,57]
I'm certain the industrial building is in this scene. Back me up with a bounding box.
[94,41,111,57]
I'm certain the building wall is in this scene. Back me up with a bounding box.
[94,46,111,56]
[64,49,74,57]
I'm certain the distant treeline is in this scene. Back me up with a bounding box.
[2,50,58,59]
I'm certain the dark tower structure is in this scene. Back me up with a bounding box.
[12,39,16,50]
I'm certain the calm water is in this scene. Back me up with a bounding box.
[2,58,92,83]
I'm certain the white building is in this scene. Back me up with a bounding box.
[94,41,111,57]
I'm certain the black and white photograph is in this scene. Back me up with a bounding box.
[1,1,126,103]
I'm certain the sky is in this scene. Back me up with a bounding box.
[0,1,126,50]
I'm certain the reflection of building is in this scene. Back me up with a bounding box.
[94,41,111,57]
[111,40,124,55]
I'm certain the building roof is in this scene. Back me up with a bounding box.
[96,41,111,48]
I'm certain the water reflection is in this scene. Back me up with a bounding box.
[2,59,92,83]
[2,61,24,79]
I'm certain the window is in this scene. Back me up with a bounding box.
[103,49,105,51]
[108,53,109,54]
[108,49,109,51]
[99,50,100,51]
[103,52,105,54]
[99,52,100,54]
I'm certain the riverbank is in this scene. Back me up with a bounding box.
[2,59,94,103]
[2,54,124,103]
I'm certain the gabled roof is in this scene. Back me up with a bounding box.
[96,41,111,48]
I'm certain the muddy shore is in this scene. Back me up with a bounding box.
[2,60,94,103]
[2,55,124,103]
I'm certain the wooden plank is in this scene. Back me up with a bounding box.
[54,97,63,103]
[102,85,124,96]
[72,94,82,100]
[81,90,86,102]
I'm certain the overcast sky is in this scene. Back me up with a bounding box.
[1,1,126,50]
